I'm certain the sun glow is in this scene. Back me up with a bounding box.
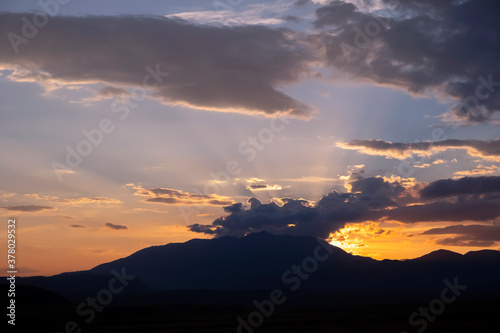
[327,225,367,255]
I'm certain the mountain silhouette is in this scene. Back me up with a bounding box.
[16,232,500,305]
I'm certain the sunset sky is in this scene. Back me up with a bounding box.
[1,0,500,277]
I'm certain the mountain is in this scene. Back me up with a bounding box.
[16,232,500,305]
[412,249,464,262]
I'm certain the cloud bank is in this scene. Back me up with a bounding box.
[189,175,500,240]
[0,13,314,117]
[314,0,500,122]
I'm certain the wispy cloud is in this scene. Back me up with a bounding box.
[105,223,128,230]
[248,184,285,191]
[128,184,233,206]
[422,224,500,247]
[1,205,55,212]
[337,139,500,162]
[454,165,499,177]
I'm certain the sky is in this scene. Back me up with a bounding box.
[0,0,500,276]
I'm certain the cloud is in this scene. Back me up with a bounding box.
[188,176,405,238]
[105,223,128,230]
[25,193,122,206]
[314,0,500,123]
[0,191,15,199]
[295,0,312,6]
[1,205,55,212]
[248,184,285,191]
[96,86,131,98]
[422,224,500,247]
[165,4,285,26]
[414,164,431,169]
[281,175,343,184]
[337,139,500,161]
[238,177,266,184]
[454,165,499,177]
[282,15,302,23]
[349,176,404,208]
[189,173,500,237]
[248,184,270,189]
[380,198,500,223]
[24,193,60,200]
[69,224,86,228]
[436,237,496,247]
[58,197,122,206]
[224,203,244,213]
[420,176,500,199]
[0,13,314,118]
[128,184,233,206]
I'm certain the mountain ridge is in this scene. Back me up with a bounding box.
[14,232,500,305]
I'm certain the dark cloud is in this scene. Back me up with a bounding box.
[338,139,500,161]
[0,13,314,117]
[247,184,283,191]
[249,184,270,189]
[349,176,404,208]
[421,176,500,199]
[224,203,244,213]
[69,224,86,228]
[422,224,500,241]
[2,205,55,212]
[294,0,311,6]
[314,0,500,122]
[436,237,495,247]
[105,223,128,230]
[422,224,500,247]
[380,198,500,223]
[188,176,404,238]
[282,15,302,23]
[189,173,500,237]
[188,223,217,235]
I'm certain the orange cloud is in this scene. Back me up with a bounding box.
[454,165,499,177]
[337,139,500,162]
